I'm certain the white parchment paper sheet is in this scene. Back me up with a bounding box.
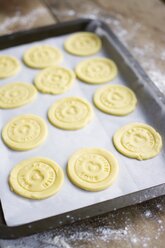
[0,33,164,226]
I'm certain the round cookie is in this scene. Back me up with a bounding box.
[0,55,20,79]
[23,45,63,69]
[9,157,64,199]
[64,32,102,56]
[34,66,75,95]
[113,123,162,160]
[94,84,137,116]
[75,57,117,84]
[48,96,93,130]
[0,82,37,109]
[67,148,119,191]
[2,114,47,151]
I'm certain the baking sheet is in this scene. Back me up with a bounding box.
[0,32,164,227]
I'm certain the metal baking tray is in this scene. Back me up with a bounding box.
[0,18,164,239]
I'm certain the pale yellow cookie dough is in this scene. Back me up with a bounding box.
[75,58,117,84]
[9,157,64,199]
[67,147,119,191]
[0,82,37,109]
[64,32,102,56]
[48,96,93,130]
[34,66,75,94]
[23,45,63,69]
[113,123,162,160]
[0,55,20,79]
[94,84,137,116]
[2,114,47,151]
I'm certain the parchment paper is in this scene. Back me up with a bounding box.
[0,33,164,226]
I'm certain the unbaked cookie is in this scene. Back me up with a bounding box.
[67,147,119,191]
[48,96,93,130]
[64,32,102,56]
[94,84,137,116]
[2,114,47,151]
[75,58,117,84]
[23,45,63,69]
[0,55,20,79]
[34,66,75,94]
[113,123,162,160]
[9,157,64,199]
[0,82,37,109]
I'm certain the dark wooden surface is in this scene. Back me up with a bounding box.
[0,0,165,247]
